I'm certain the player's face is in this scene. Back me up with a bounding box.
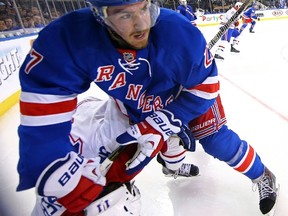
[106,1,151,49]
[180,0,187,6]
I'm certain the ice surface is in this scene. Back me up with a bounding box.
[0,18,287,215]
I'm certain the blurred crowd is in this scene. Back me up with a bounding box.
[0,0,86,36]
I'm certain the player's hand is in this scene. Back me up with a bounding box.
[57,155,107,213]
[36,152,107,213]
[116,110,182,174]
[178,124,196,151]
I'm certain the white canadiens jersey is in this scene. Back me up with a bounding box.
[70,97,130,161]
[223,7,239,28]
[71,96,186,170]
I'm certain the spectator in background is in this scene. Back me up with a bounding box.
[51,8,62,19]
[0,19,7,31]
[19,7,28,17]
[23,16,34,28]
[22,18,29,28]
[4,17,21,30]
[177,0,198,26]
[26,9,34,18]
[31,6,41,16]
[4,17,13,30]
[33,15,45,28]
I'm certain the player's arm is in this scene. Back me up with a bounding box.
[116,26,217,175]
[176,6,185,16]
[188,5,197,20]
[252,13,259,20]
[17,23,91,191]
[165,26,219,125]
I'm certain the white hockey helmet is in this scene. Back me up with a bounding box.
[179,0,187,6]
[84,182,141,215]
[234,2,243,10]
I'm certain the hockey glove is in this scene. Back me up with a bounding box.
[116,110,193,174]
[36,152,106,214]
[178,124,196,152]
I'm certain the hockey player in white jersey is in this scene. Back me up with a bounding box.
[214,2,243,60]
[31,96,197,215]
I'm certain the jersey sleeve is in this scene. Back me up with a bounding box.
[176,5,184,15]
[251,10,258,19]
[188,5,197,20]
[164,23,219,125]
[17,20,92,191]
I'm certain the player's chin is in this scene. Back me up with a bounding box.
[130,31,149,49]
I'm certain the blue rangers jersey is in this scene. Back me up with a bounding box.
[243,6,257,19]
[17,7,219,190]
[177,4,197,22]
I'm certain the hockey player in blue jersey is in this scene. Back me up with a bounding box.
[17,0,277,215]
[177,0,197,26]
[240,3,260,33]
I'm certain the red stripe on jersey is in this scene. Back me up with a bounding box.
[161,149,186,158]
[234,145,255,173]
[190,81,219,93]
[20,98,77,116]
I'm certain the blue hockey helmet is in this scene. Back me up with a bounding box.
[87,0,160,28]
[249,0,257,7]
[87,0,146,7]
